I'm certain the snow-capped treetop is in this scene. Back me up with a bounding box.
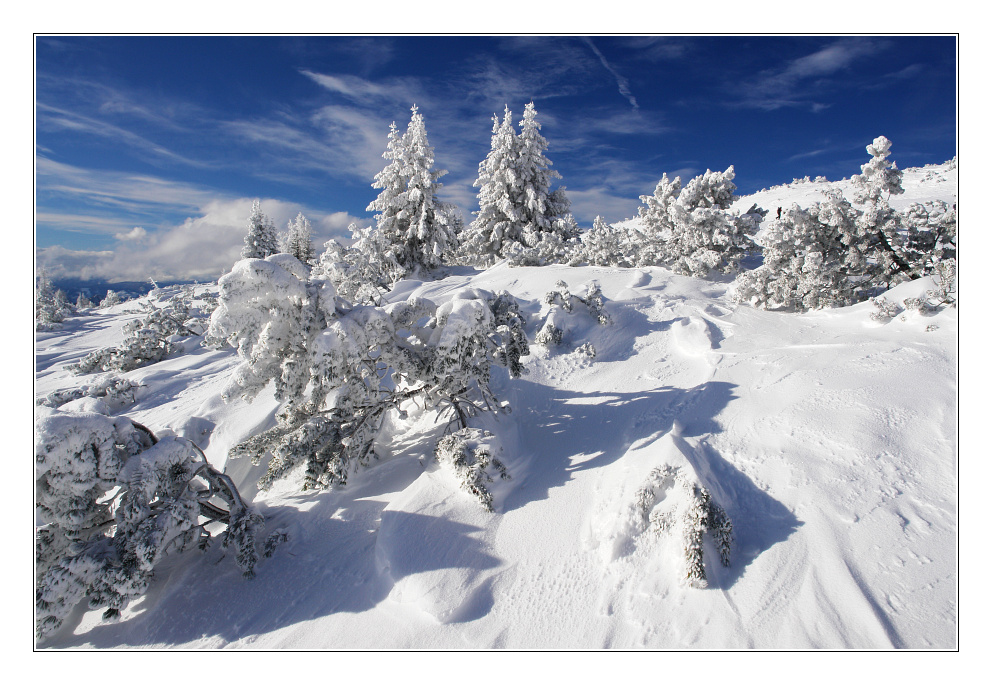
[241,199,279,260]
[516,102,568,232]
[851,135,904,205]
[283,212,316,265]
[365,105,452,275]
[461,102,573,265]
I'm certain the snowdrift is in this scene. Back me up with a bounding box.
[35,256,956,648]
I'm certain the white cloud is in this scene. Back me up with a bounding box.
[37,197,367,282]
[115,226,147,241]
[565,187,642,226]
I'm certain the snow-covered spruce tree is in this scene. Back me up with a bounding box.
[35,410,261,638]
[635,166,757,277]
[36,270,74,331]
[282,212,316,265]
[209,254,527,499]
[457,107,521,265]
[99,289,126,308]
[459,103,575,266]
[75,292,94,310]
[366,106,454,276]
[241,199,279,260]
[507,102,577,265]
[70,288,206,374]
[635,464,732,589]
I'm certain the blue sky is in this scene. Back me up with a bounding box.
[35,35,957,282]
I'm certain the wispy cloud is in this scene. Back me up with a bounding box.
[37,102,209,168]
[582,38,639,110]
[300,70,422,108]
[729,38,887,112]
[37,157,222,227]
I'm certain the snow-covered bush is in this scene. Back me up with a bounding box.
[458,103,575,265]
[98,290,126,308]
[241,199,279,260]
[366,105,455,277]
[869,296,902,322]
[70,288,208,374]
[902,260,957,313]
[635,464,732,589]
[35,411,261,638]
[578,216,635,268]
[504,216,581,267]
[734,136,954,313]
[210,255,525,494]
[732,193,862,311]
[535,280,611,348]
[36,270,74,331]
[634,166,757,277]
[901,200,956,275]
[315,229,393,306]
[434,428,509,512]
[37,374,140,410]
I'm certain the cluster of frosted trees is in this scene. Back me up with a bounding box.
[732,136,956,311]
[321,105,955,315]
[317,102,577,290]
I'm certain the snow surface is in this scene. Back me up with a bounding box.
[34,170,957,650]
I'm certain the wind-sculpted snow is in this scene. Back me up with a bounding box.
[36,184,956,648]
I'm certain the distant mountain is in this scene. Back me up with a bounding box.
[50,277,207,303]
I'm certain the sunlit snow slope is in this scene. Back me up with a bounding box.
[35,164,957,649]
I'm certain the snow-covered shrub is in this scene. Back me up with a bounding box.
[35,411,261,638]
[70,288,207,375]
[434,428,509,512]
[536,280,611,347]
[488,290,531,378]
[850,135,916,287]
[98,290,126,308]
[635,465,732,589]
[902,260,957,314]
[37,375,140,410]
[734,137,955,313]
[578,215,635,267]
[458,103,574,265]
[314,230,392,306]
[366,105,455,277]
[211,255,523,494]
[505,215,581,267]
[732,194,862,311]
[869,296,902,322]
[241,199,279,260]
[634,166,758,277]
[901,201,956,275]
